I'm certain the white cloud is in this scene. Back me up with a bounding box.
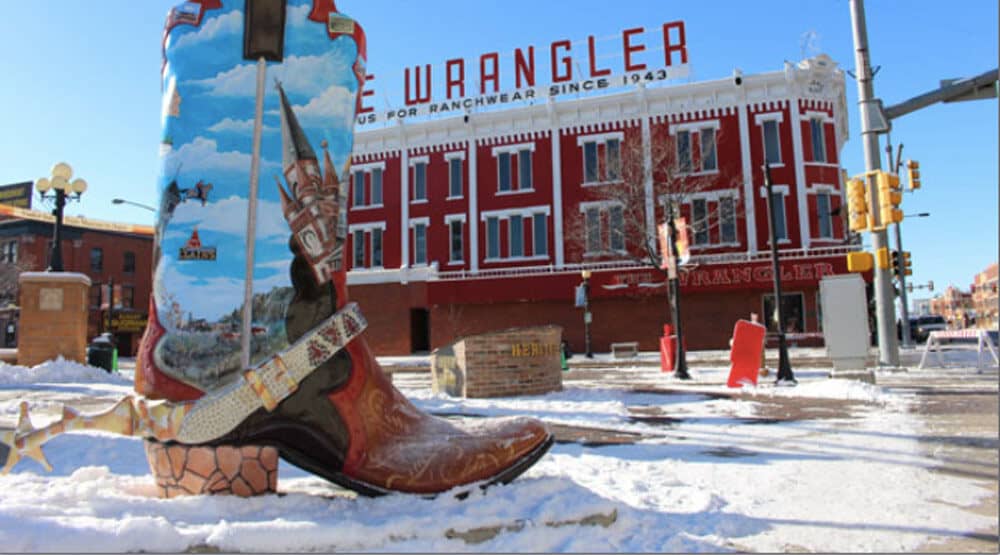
[170,195,290,241]
[173,10,242,50]
[166,137,277,174]
[207,117,275,134]
[286,3,311,27]
[189,51,353,98]
[294,85,355,129]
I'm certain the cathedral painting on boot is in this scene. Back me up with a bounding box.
[2,0,552,499]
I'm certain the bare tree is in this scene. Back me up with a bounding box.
[565,124,741,377]
[0,251,37,307]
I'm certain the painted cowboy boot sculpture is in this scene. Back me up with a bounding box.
[1,0,552,497]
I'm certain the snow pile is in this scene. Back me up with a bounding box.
[751,378,896,404]
[0,357,131,387]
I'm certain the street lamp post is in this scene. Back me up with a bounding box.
[763,163,796,385]
[581,270,593,358]
[35,163,87,272]
[111,198,156,212]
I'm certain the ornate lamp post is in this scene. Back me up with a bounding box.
[35,163,87,272]
[581,269,593,358]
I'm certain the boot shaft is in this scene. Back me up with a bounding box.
[139,0,365,399]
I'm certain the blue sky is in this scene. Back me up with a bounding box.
[0,1,996,306]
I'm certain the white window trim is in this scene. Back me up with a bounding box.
[481,205,551,221]
[445,214,465,264]
[800,110,835,123]
[444,151,466,161]
[408,155,430,166]
[806,183,837,194]
[579,201,627,257]
[508,214,526,258]
[410,219,429,267]
[352,161,386,172]
[490,142,536,156]
[348,221,387,233]
[759,185,792,245]
[446,155,464,200]
[408,217,431,228]
[754,111,785,125]
[668,119,721,135]
[575,131,625,147]
[351,203,385,212]
[578,200,623,212]
[759,185,791,197]
[813,188,836,240]
[444,213,467,225]
[410,199,428,205]
[484,254,551,264]
[683,188,741,203]
[495,188,535,196]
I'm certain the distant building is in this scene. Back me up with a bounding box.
[930,286,974,330]
[346,55,857,354]
[911,298,932,317]
[0,209,153,355]
[972,262,998,329]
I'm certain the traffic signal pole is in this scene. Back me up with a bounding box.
[885,136,913,348]
[849,0,901,368]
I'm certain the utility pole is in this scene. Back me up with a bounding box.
[849,0,900,368]
[885,136,913,348]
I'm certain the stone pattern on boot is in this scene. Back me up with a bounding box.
[145,441,278,498]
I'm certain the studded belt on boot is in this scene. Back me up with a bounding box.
[1,302,367,473]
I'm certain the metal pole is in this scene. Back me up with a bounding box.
[583,275,593,358]
[849,0,900,367]
[763,163,795,383]
[241,57,266,370]
[884,136,913,348]
[665,201,690,379]
[50,190,66,272]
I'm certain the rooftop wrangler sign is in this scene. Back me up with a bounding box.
[356,21,690,126]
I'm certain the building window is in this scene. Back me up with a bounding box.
[762,292,805,333]
[412,222,427,265]
[582,203,625,255]
[692,198,709,245]
[720,196,737,244]
[509,215,524,258]
[121,285,135,309]
[700,128,717,171]
[763,120,781,165]
[518,150,532,191]
[89,283,102,308]
[448,158,462,198]
[770,192,788,240]
[0,240,16,264]
[123,251,136,274]
[494,144,535,193]
[533,213,547,256]
[810,118,826,163]
[581,135,622,184]
[677,130,692,173]
[585,208,601,254]
[486,217,500,259]
[353,170,365,206]
[352,229,365,267]
[371,168,383,205]
[371,228,383,267]
[609,205,625,251]
[413,162,427,201]
[90,248,103,272]
[498,152,512,192]
[817,191,833,238]
[449,219,463,263]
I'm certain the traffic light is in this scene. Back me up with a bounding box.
[846,177,869,232]
[846,251,873,273]
[890,250,900,276]
[906,160,921,191]
[901,250,912,276]
[876,246,891,270]
[876,170,903,227]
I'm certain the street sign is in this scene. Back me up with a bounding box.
[0,182,33,209]
[574,284,586,308]
[673,217,690,265]
[109,312,148,333]
[657,223,671,270]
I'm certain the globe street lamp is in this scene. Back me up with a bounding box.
[112,198,156,212]
[35,163,87,272]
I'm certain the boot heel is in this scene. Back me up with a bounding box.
[144,440,278,498]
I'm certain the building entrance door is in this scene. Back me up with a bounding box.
[410,308,430,353]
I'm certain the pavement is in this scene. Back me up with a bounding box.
[1,349,997,552]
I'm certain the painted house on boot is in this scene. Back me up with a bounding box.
[346,54,858,355]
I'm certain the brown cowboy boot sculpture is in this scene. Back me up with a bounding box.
[1,0,552,498]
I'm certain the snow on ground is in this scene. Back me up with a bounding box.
[0,357,994,552]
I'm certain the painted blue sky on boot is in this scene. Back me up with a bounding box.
[156,0,359,323]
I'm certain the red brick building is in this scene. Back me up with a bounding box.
[346,55,857,354]
[0,208,153,355]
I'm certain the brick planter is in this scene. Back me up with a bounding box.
[432,326,563,398]
[17,272,91,367]
[144,441,279,498]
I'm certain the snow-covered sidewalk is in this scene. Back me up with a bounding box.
[0,357,995,552]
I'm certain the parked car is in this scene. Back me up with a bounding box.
[906,315,947,343]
